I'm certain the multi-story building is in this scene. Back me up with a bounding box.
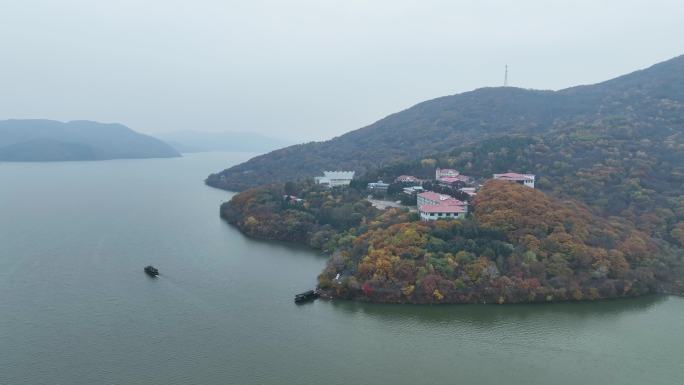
[419,203,468,221]
[395,175,421,184]
[435,168,459,180]
[367,180,390,193]
[417,191,468,221]
[417,191,466,207]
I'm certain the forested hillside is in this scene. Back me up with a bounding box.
[220,180,414,252]
[360,125,684,248]
[222,178,674,303]
[207,54,684,191]
[218,54,684,302]
[317,181,667,303]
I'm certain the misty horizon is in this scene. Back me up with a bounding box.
[1,1,683,142]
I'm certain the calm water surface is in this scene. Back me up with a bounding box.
[1,153,682,385]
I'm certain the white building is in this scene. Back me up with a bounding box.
[435,168,459,180]
[367,180,390,193]
[395,175,421,184]
[403,185,424,195]
[493,173,535,188]
[459,187,477,197]
[282,195,304,204]
[315,171,355,187]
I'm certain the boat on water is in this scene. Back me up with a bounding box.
[144,265,159,277]
[294,290,319,303]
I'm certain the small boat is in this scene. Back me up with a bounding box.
[294,290,319,303]
[144,265,159,277]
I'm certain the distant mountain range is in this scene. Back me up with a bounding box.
[159,130,292,153]
[207,54,684,191]
[0,120,180,161]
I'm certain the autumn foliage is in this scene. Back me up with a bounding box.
[223,177,674,304]
[318,181,662,304]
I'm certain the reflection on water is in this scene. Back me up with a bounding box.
[328,294,668,325]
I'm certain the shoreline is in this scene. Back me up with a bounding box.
[220,180,684,306]
[227,220,684,304]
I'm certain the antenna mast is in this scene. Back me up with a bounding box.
[504,64,508,87]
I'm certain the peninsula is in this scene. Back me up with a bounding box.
[214,55,684,303]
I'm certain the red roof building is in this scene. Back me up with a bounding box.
[417,191,468,221]
[438,175,470,186]
[417,191,466,207]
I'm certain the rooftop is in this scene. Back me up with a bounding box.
[418,191,467,206]
[396,175,420,182]
[493,172,535,181]
[437,168,459,174]
[323,171,355,179]
[368,181,390,187]
[439,175,469,183]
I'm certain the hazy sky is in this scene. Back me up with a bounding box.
[1,0,682,141]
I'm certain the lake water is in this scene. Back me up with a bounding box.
[1,152,682,385]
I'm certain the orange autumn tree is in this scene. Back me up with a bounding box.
[474,180,657,268]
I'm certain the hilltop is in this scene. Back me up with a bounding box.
[0,119,180,161]
[207,54,684,191]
